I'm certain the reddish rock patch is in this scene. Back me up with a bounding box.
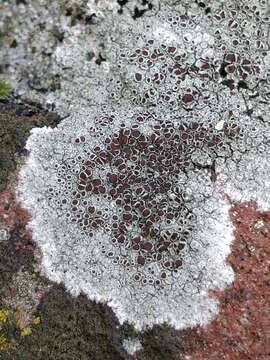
[2,184,269,359]
[0,190,34,253]
[175,201,270,360]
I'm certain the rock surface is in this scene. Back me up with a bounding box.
[0,0,270,359]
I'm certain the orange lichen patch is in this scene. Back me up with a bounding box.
[180,201,270,360]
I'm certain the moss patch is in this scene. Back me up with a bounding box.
[7,284,126,360]
[0,81,11,99]
[139,325,183,360]
[0,230,35,296]
[0,100,60,192]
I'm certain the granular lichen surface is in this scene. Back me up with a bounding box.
[12,0,270,330]
[1,0,270,357]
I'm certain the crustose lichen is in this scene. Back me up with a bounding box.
[17,0,270,330]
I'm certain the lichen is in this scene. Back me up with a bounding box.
[32,316,41,326]
[0,102,61,354]
[0,333,10,351]
[20,327,32,337]
[7,0,270,333]
[18,110,236,330]
[0,309,8,324]
[123,337,142,355]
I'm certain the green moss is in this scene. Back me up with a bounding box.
[0,81,11,99]
[8,284,126,360]
[0,102,60,192]
[119,322,138,341]
[139,325,183,360]
[0,231,35,297]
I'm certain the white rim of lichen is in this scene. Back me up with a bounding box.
[18,108,235,330]
[13,1,270,331]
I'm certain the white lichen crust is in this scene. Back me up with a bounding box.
[123,337,143,356]
[19,107,236,330]
[16,0,270,330]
